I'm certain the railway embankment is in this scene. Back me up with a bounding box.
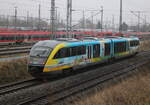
[0,51,150,105]
[68,61,150,105]
[0,58,31,85]
[140,40,150,51]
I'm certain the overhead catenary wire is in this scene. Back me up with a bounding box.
[71,10,102,28]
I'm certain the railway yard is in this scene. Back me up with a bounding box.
[0,35,150,105]
[0,38,149,105]
[0,27,150,105]
[0,0,150,105]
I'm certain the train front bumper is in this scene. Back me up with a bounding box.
[28,65,62,78]
[28,65,44,75]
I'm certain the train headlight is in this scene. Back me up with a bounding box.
[29,57,47,65]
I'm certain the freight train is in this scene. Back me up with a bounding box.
[28,36,140,78]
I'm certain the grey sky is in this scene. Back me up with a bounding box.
[0,0,150,25]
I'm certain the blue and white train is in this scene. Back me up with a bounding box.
[28,37,140,78]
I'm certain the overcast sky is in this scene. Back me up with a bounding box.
[0,0,150,25]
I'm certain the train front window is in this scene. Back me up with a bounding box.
[30,46,52,58]
[130,40,140,47]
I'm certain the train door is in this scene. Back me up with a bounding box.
[104,43,111,57]
[87,45,92,59]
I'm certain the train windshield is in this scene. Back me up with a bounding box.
[30,46,52,58]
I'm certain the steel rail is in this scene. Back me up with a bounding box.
[0,49,30,56]
[0,46,32,52]
[0,78,41,96]
[0,43,34,48]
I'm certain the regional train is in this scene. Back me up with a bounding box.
[1,29,148,46]
[28,36,140,78]
[0,31,115,45]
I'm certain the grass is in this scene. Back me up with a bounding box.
[0,58,31,85]
[68,62,150,105]
[140,40,150,51]
[0,53,28,58]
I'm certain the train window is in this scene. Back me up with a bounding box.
[40,35,43,39]
[105,43,111,56]
[5,35,9,40]
[70,46,86,56]
[93,44,100,58]
[54,46,86,59]
[20,35,24,40]
[54,48,70,59]
[24,35,28,39]
[77,46,86,55]
[1,36,4,40]
[70,47,77,56]
[81,46,86,55]
[54,48,64,59]
[45,35,49,39]
[0,35,3,40]
[9,36,14,40]
[30,46,52,58]
[130,40,139,47]
[28,35,31,39]
[16,35,20,40]
[6,36,8,40]
[114,42,127,53]
[65,48,71,57]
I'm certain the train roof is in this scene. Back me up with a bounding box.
[34,40,64,48]
[33,37,139,48]
[34,38,83,48]
[34,38,109,48]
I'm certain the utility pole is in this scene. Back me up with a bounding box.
[101,6,103,32]
[49,10,51,31]
[112,15,115,32]
[137,11,140,32]
[119,0,122,32]
[27,11,29,26]
[57,12,60,26]
[66,0,72,38]
[66,0,70,37]
[30,14,34,30]
[144,15,147,25]
[38,4,41,30]
[91,11,94,31]
[55,7,58,32]
[144,15,147,32]
[130,11,146,32]
[51,0,55,39]
[6,15,9,29]
[83,10,85,30]
[70,0,72,36]
[14,6,17,29]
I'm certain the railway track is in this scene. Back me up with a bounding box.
[0,51,150,105]
[0,43,34,48]
[0,78,41,96]
[0,46,32,56]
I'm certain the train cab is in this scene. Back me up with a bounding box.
[128,37,140,54]
[28,40,58,77]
